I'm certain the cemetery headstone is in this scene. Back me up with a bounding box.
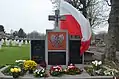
[21,40,23,45]
[5,39,7,43]
[69,35,82,64]
[1,39,4,45]
[25,40,28,44]
[11,39,16,46]
[6,39,10,46]
[31,40,45,65]
[18,40,22,47]
[29,40,31,44]
[16,39,19,45]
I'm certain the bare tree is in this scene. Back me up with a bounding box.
[87,0,110,28]
[105,0,119,61]
[64,0,110,28]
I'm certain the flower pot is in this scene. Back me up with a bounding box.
[29,70,33,74]
[12,73,19,78]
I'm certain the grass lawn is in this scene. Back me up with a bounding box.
[0,45,30,65]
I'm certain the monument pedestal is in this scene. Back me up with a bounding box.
[45,29,68,67]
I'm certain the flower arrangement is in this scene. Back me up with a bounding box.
[104,68,119,76]
[64,64,82,75]
[15,60,26,63]
[85,60,119,76]
[15,60,26,70]
[10,67,21,78]
[23,60,37,73]
[49,65,63,76]
[92,60,102,70]
[33,68,46,77]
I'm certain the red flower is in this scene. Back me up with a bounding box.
[50,65,63,74]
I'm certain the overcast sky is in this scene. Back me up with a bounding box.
[0,0,54,34]
[0,0,109,34]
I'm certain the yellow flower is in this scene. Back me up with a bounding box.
[14,68,19,73]
[23,60,37,70]
[18,68,21,72]
[10,68,14,72]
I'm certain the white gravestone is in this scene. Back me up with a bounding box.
[16,40,19,45]
[1,39,4,45]
[29,41,30,44]
[6,40,10,46]
[5,39,7,43]
[25,40,28,44]
[18,40,22,47]
[21,40,23,45]
[12,40,16,46]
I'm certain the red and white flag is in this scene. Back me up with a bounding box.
[59,0,92,55]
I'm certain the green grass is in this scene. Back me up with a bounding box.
[0,45,30,65]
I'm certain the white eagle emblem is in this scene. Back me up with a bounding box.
[50,34,64,48]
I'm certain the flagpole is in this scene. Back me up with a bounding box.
[58,0,61,28]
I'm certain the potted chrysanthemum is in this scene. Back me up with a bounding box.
[10,67,21,78]
[23,60,37,74]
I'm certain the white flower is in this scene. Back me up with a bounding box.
[15,60,19,63]
[40,74,43,76]
[42,69,45,71]
[55,69,58,71]
[41,69,45,73]
[111,71,114,76]
[70,63,73,66]
[92,60,102,66]
[95,69,101,74]
[98,61,102,65]
[53,66,57,68]
[37,71,40,74]
[15,60,26,63]
[34,69,38,74]
[35,69,38,72]
[68,66,74,69]
[92,61,95,64]
[104,70,111,75]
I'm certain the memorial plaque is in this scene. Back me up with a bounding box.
[69,40,82,64]
[48,52,66,65]
[31,40,45,64]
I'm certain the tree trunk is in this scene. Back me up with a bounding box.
[82,0,87,18]
[105,0,119,61]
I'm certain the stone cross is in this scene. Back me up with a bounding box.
[48,9,65,28]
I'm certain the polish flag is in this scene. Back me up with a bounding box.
[60,0,92,55]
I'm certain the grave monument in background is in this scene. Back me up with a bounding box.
[30,4,83,67]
